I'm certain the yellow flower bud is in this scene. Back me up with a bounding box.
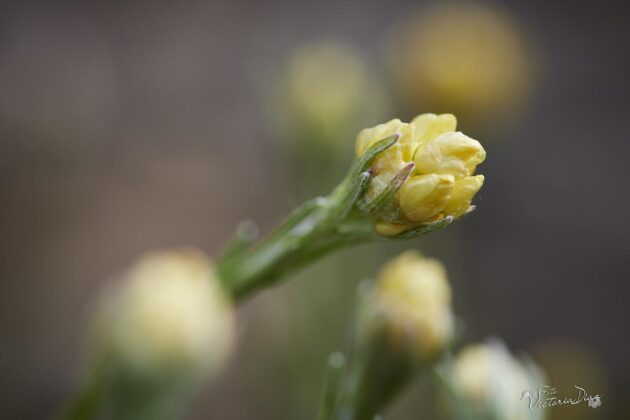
[350,252,456,419]
[275,41,391,148]
[385,4,534,128]
[450,341,543,420]
[289,43,368,126]
[94,248,234,378]
[355,113,486,234]
[368,251,454,360]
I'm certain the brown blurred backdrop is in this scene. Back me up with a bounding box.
[0,0,629,419]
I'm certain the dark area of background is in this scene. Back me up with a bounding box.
[1,0,629,419]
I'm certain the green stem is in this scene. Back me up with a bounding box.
[339,330,415,420]
[217,135,399,301]
[216,198,329,299]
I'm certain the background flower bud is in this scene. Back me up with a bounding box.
[348,252,455,419]
[368,251,454,359]
[384,3,534,130]
[446,340,546,420]
[95,248,234,377]
[87,248,235,419]
[272,41,391,155]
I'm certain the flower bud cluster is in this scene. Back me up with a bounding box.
[355,113,485,235]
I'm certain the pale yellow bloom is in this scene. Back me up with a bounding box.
[355,113,485,235]
[365,251,454,360]
[276,41,390,146]
[94,248,234,378]
[385,3,533,127]
[452,341,542,420]
[288,43,368,127]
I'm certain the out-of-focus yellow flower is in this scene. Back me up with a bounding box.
[356,113,485,235]
[94,248,234,378]
[385,3,533,128]
[275,41,390,149]
[450,341,544,420]
[364,251,454,360]
[289,43,367,128]
[349,252,455,418]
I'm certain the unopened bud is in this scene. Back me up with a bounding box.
[349,252,455,419]
[355,113,486,235]
[94,248,234,379]
[447,340,545,420]
[368,251,454,360]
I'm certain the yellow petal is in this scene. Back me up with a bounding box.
[414,131,486,178]
[411,113,458,147]
[399,174,454,222]
[355,118,414,157]
[443,175,484,217]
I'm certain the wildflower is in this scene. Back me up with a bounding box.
[385,3,533,127]
[363,251,454,359]
[355,113,485,235]
[275,41,390,148]
[67,249,235,419]
[348,252,455,419]
[446,340,545,420]
[94,248,235,377]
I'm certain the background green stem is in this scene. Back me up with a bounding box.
[61,355,112,420]
[317,352,347,420]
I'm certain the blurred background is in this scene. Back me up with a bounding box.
[1,0,628,419]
